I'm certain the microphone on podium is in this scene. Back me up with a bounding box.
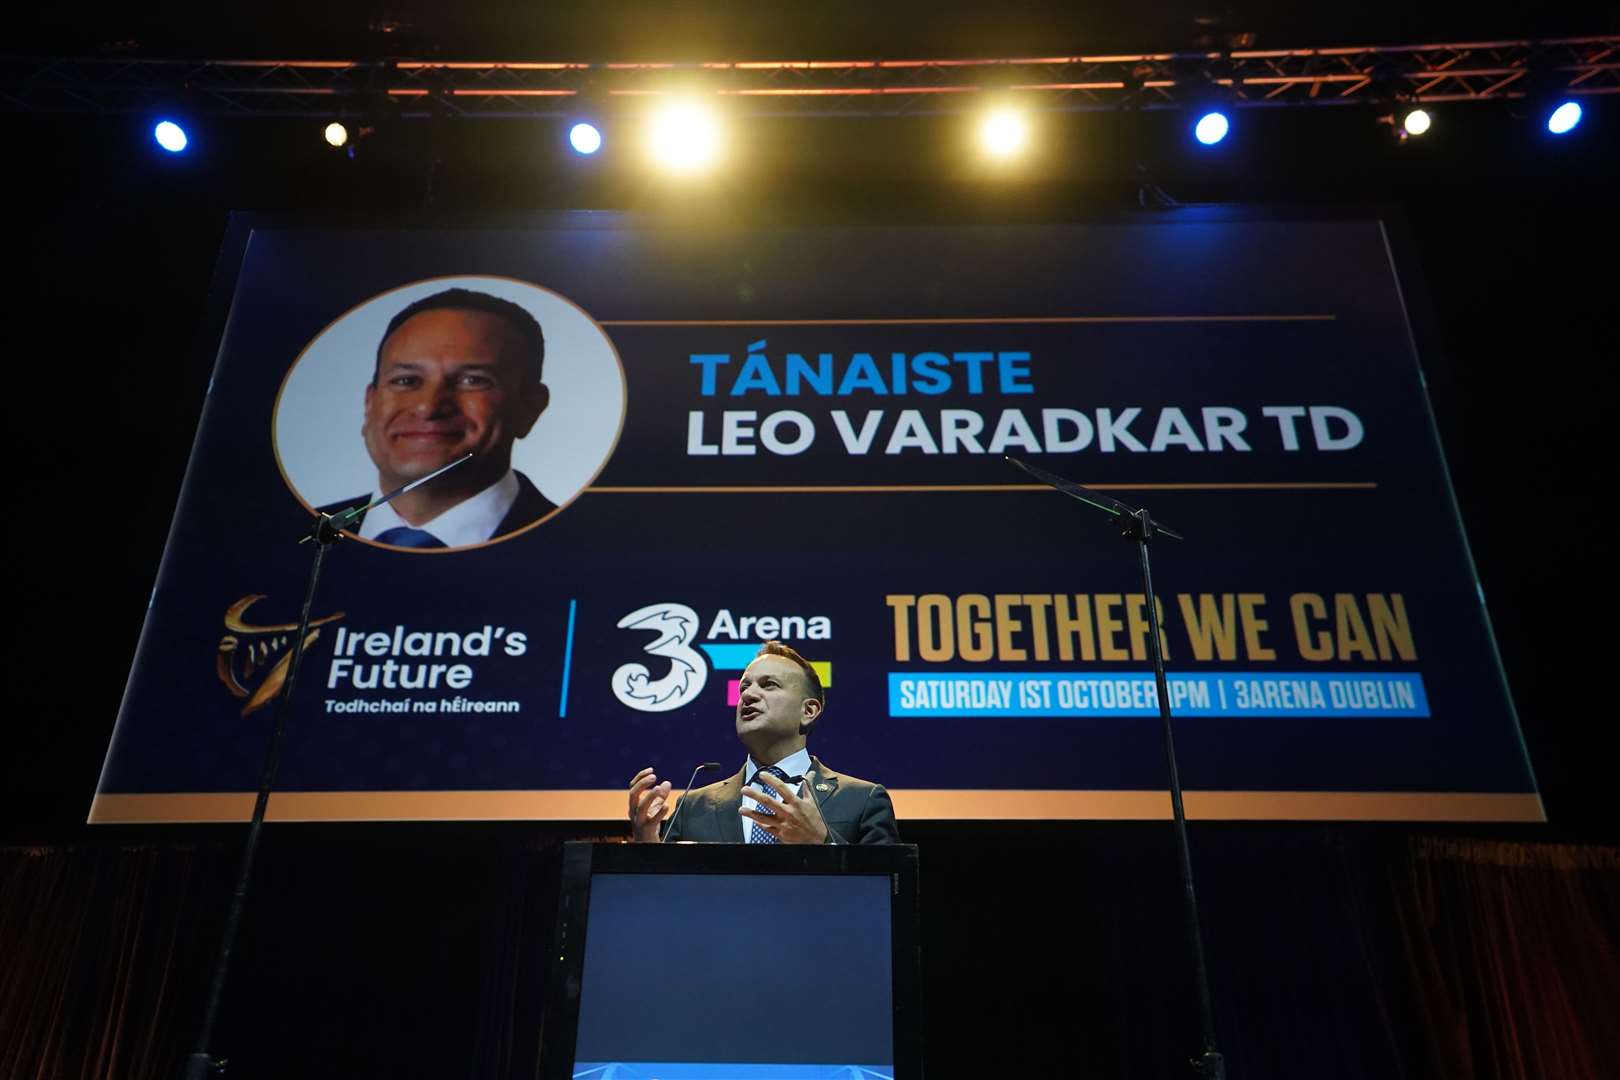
[660,761,722,843]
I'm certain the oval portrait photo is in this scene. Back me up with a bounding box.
[273,275,626,552]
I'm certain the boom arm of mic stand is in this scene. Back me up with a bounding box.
[299,451,474,544]
[1004,455,1186,540]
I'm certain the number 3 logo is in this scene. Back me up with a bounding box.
[611,603,710,712]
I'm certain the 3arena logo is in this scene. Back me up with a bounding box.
[611,603,833,713]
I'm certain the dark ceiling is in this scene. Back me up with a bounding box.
[15,1,1618,61]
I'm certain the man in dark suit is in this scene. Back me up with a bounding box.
[318,287,557,548]
[628,641,898,844]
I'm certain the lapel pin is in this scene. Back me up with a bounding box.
[815,782,831,791]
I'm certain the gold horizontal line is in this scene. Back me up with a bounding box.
[585,482,1378,494]
[598,314,1337,327]
[892,790,1546,822]
[87,790,1545,824]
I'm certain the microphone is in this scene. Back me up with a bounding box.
[660,761,721,843]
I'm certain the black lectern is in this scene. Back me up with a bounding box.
[540,842,922,1080]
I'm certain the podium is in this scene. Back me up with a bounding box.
[540,841,922,1080]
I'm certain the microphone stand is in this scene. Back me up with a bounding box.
[182,453,472,1080]
[1006,456,1226,1080]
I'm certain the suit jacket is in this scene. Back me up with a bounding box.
[318,469,558,542]
[661,755,899,845]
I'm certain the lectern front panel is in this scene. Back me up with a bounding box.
[572,871,895,1078]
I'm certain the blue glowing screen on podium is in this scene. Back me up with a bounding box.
[573,873,894,1077]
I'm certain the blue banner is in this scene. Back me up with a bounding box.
[888,672,1430,717]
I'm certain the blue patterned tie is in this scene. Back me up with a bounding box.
[374,526,446,548]
[747,766,794,845]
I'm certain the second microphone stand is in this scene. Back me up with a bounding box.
[181,511,346,1080]
[182,453,472,1080]
[1008,456,1226,1080]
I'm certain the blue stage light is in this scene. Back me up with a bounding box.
[153,120,188,153]
[1546,100,1583,135]
[1193,111,1230,146]
[569,122,603,155]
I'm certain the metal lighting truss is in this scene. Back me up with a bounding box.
[2,35,1615,118]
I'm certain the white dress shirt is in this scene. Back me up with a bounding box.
[741,747,814,843]
[358,469,519,548]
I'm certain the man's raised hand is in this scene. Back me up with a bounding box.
[739,771,830,845]
[628,767,672,843]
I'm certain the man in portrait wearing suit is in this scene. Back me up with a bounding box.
[319,287,557,548]
[627,641,899,844]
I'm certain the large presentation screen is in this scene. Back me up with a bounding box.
[92,210,1541,823]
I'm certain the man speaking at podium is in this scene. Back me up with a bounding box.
[628,642,898,844]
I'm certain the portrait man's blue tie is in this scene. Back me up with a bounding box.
[374,526,446,548]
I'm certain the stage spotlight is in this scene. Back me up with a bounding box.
[647,100,721,174]
[1193,111,1230,146]
[153,120,188,153]
[324,121,350,148]
[1546,100,1583,135]
[978,107,1030,160]
[569,122,603,155]
[1401,108,1432,137]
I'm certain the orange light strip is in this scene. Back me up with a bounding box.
[717,60,881,70]
[1405,68,1539,79]
[720,85,980,97]
[450,88,575,96]
[364,74,1608,101]
[222,86,340,94]
[386,88,576,97]
[87,790,1546,824]
[1238,73,1384,85]
[596,314,1336,325]
[394,61,586,70]
[207,60,357,68]
[1009,82,1128,91]
[876,56,1100,67]
[146,38,1614,76]
[892,790,1546,822]
[583,482,1377,494]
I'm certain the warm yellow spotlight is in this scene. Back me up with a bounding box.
[1401,108,1432,137]
[978,107,1030,160]
[324,121,350,148]
[647,100,722,174]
